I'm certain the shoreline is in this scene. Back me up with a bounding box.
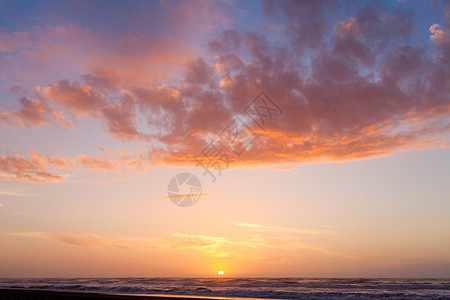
[0,288,275,300]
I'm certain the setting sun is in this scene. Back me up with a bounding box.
[217,271,225,275]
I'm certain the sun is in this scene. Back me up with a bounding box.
[217,270,225,275]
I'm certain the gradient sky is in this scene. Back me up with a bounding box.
[0,0,449,277]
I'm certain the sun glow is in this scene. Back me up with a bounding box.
[217,270,225,275]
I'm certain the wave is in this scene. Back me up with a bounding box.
[0,278,449,299]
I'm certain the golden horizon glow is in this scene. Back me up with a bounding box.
[218,270,225,275]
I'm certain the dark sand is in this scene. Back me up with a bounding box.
[0,289,223,300]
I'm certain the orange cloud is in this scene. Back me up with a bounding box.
[29,149,74,170]
[430,24,448,44]
[10,222,359,261]
[0,150,72,183]
[235,222,334,235]
[12,232,155,250]
[15,232,110,248]
[88,178,106,186]
[0,29,30,52]
[77,148,149,175]
[0,97,71,129]
[77,155,120,173]
[1,2,449,172]
[0,147,153,184]
[0,0,234,89]
[100,96,138,139]
[44,80,106,116]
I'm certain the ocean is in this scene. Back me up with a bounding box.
[0,277,449,299]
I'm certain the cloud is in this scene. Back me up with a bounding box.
[100,93,138,139]
[161,230,357,260]
[1,2,449,171]
[14,232,113,248]
[28,149,74,170]
[88,178,106,186]
[0,97,71,129]
[78,148,149,175]
[12,231,156,250]
[0,147,152,184]
[0,28,30,52]
[0,0,233,88]
[0,186,29,196]
[261,0,332,52]
[11,222,356,260]
[12,229,296,251]
[235,222,335,235]
[77,155,120,174]
[44,80,106,116]
[0,150,73,183]
[167,233,225,249]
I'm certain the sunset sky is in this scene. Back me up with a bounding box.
[0,0,449,277]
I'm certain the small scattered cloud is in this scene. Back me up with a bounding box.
[0,97,72,129]
[0,29,30,52]
[0,186,29,196]
[78,155,120,173]
[440,142,450,149]
[430,24,447,44]
[10,218,366,262]
[77,149,149,175]
[235,222,335,235]
[88,178,106,186]
[0,148,152,185]
[14,232,111,248]
[0,150,73,183]
[12,231,155,250]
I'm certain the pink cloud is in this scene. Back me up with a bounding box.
[0,29,30,52]
[77,155,120,173]
[14,232,112,248]
[261,0,332,52]
[1,2,449,173]
[88,178,106,186]
[0,150,72,183]
[0,147,151,184]
[77,149,149,175]
[100,95,138,139]
[44,80,105,116]
[0,97,71,128]
[0,0,234,89]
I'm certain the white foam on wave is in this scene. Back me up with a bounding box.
[0,278,449,299]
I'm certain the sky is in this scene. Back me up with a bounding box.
[0,0,449,277]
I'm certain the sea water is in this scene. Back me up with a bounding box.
[0,277,449,299]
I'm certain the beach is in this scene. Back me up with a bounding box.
[1,278,449,299]
[0,289,224,300]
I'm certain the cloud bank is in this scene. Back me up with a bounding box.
[1,1,449,183]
